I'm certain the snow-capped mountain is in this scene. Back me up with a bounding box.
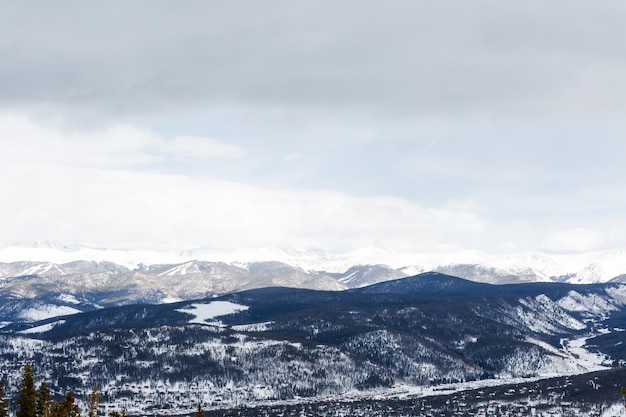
[329,264,409,288]
[2,242,626,295]
[566,249,626,284]
[0,257,349,326]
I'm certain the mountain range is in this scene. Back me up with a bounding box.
[1,243,626,315]
[1,272,625,415]
[2,242,626,415]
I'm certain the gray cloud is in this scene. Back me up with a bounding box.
[2,1,626,120]
[2,1,626,253]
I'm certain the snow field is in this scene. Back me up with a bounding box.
[176,301,249,326]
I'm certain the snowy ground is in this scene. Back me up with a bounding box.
[19,320,66,334]
[176,301,249,326]
[562,333,612,372]
[20,305,81,321]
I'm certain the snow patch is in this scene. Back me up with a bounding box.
[605,284,626,304]
[176,301,248,326]
[563,335,611,372]
[232,321,273,332]
[517,295,586,334]
[557,291,617,316]
[56,293,81,304]
[19,305,81,321]
[19,320,66,334]
[599,402,626,417]
[160,295,183,304]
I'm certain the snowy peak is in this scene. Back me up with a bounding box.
[0,259,345,317]
[332,264,408,288]
[3,243,626,289]
[0,260,130,278]
[568,249,626,284]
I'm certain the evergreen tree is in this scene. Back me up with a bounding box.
[63,391,80,417]
[87,387,102,417]
[194,402,204,417]
[17,363,37,417]
[0,382,9,417]
[36,382,52,417]
[50,391,80,417]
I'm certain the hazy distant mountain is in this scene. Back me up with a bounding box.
[0,258,346,325]
[2,242,626,301]
[329,264,408,288]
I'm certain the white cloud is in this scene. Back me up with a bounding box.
[0,113,245,170]
[158,136,246,159]
[540,228,604,253]
[282,153,303,162]
[0,166,486,251]
[0,113,484,251]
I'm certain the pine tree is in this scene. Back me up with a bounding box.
[194,403,204,417]
[0,382,9,417]
[36,382,52,417]
[87,387,102,417]
[17,363,37,417]
[62,391,80,417]
[50,391,80,417]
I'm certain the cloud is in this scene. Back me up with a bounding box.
[0,113,159,167]
[0,113,484,251]
[1,3,626,254]
[0,113,245,169]
[158,136,246,159]
[2,1,626,122]
[540,228,604,253]
[0,167,485,251]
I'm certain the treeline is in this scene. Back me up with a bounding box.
[0,364,103,417]
[0,364,205,417]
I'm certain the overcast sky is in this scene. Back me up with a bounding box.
[1,1,626,254]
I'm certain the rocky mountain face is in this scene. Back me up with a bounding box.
[0,259,346,324]
[0,273,625,415]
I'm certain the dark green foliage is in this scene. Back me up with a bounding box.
[194,403,204,417]
[87,386,102,417]
[50,391,80,417]
[0,382,8,417]
[107,408,127,417]
[17,363,37,417]
[36,382,52,417]
[357,372,394,389]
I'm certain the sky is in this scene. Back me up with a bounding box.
[1,1,626,254]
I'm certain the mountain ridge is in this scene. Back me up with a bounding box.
[2,242,626,285]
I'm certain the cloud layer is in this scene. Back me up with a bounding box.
[1,1,626,122]
[0,114,484,251]
[1,2,626,253]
